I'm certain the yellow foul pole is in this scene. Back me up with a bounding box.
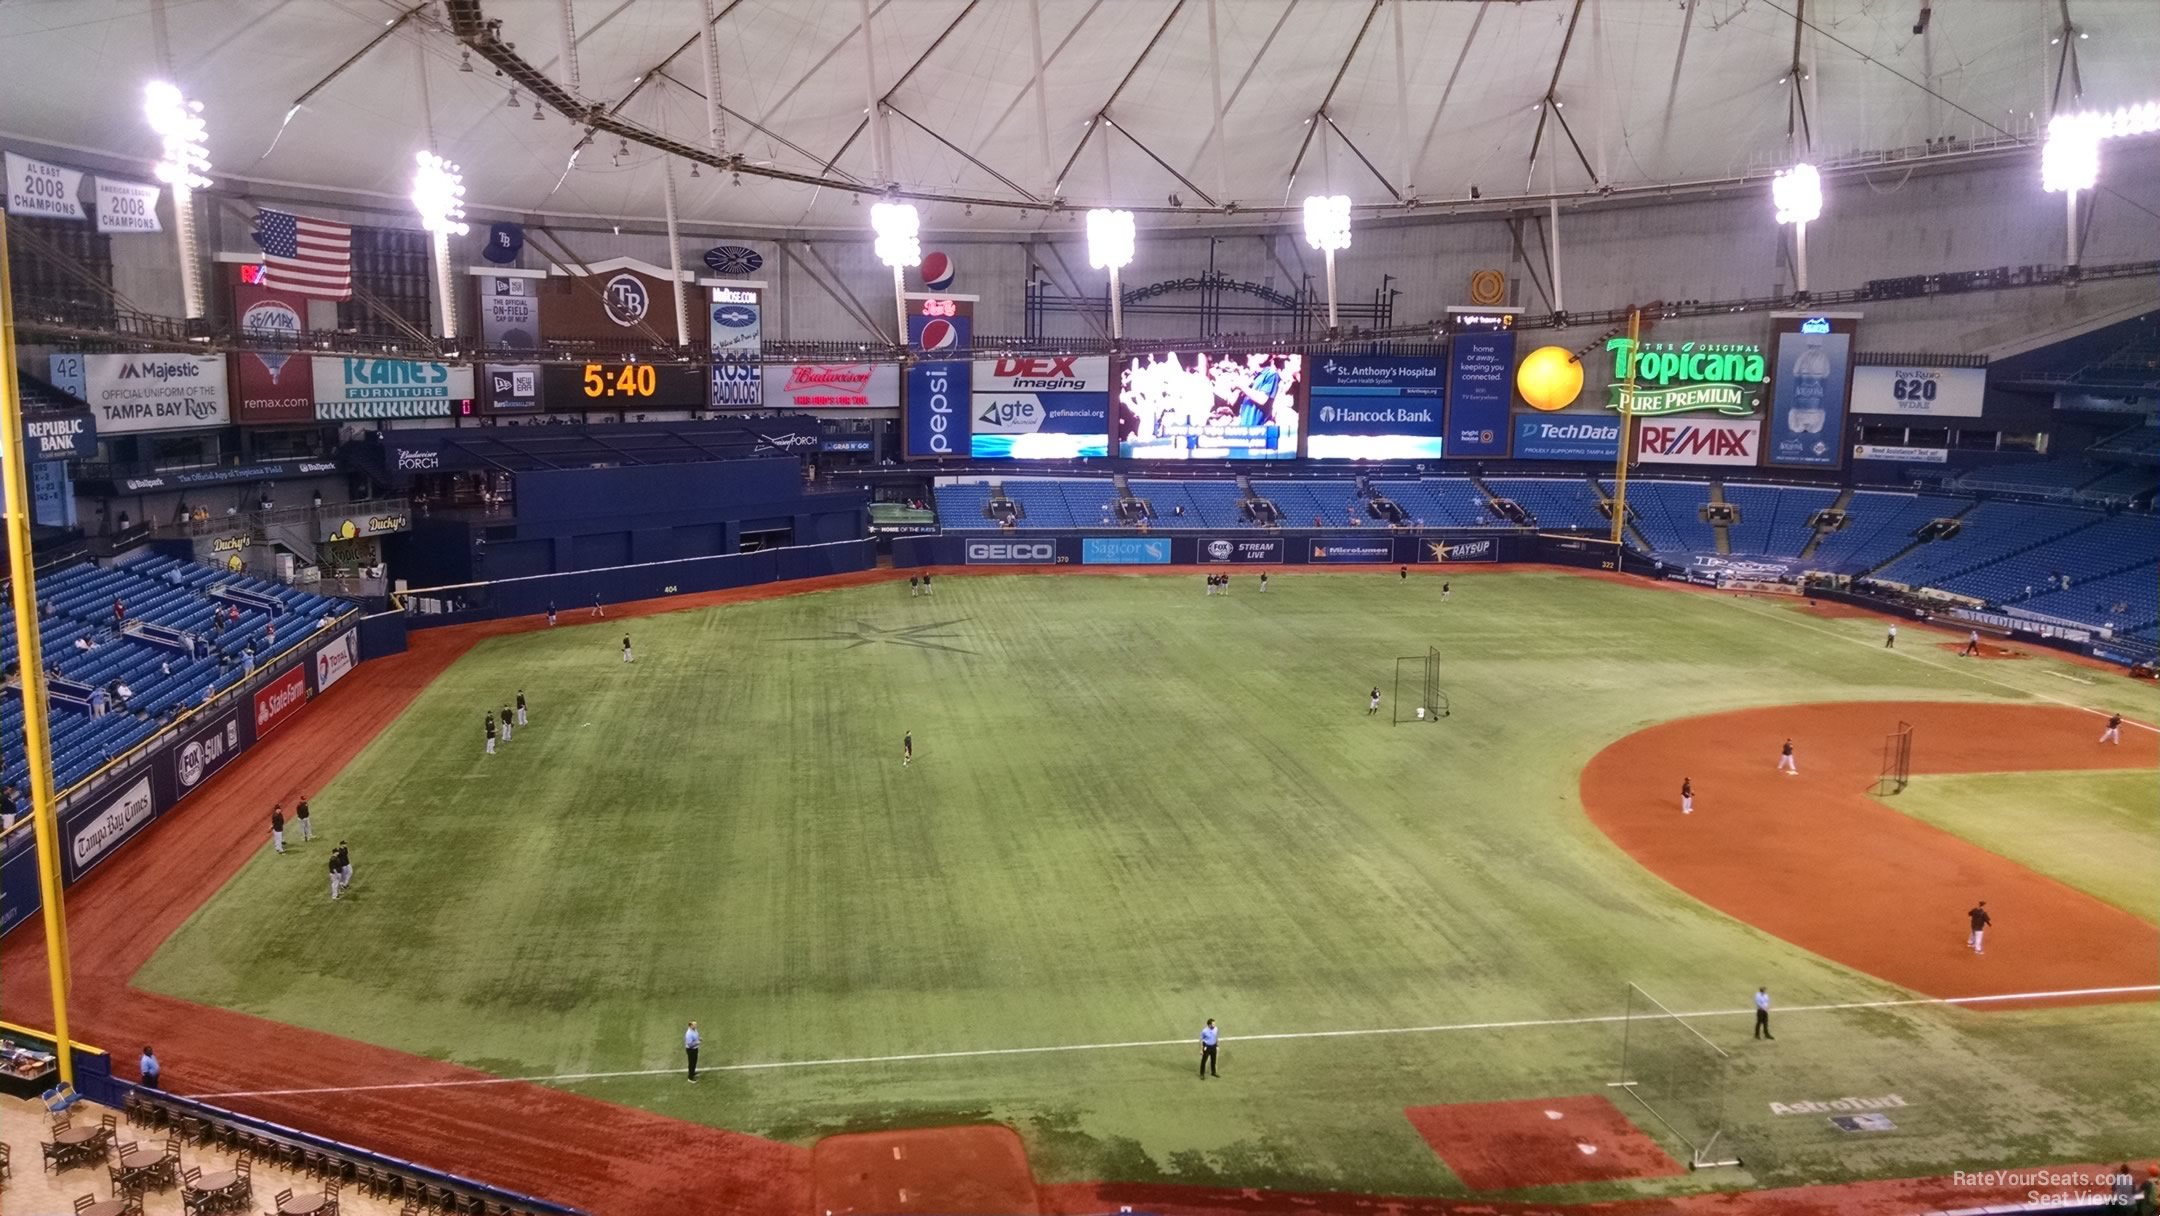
[0,212,77,1086]
[1607,308,1643,553]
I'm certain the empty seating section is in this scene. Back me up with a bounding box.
[1175,481,1249,527]
[1934,511,2160,605]
[1605,480,1714,553]
[1807,492,1969,572]
[1955,457,2112,495]
[1375,479,1494,528]
[1484,478,1607,530]
[931,482,994,527]
[1002,480,1086,529]
[4,556,354,793]
[2017,565,2160,634]
[2092,424,2160,458]
[2080,465,2158,501]
[1873,501,2099,589]
[1720,484,1841,556]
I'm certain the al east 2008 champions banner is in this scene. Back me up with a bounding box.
[231,282,315,423]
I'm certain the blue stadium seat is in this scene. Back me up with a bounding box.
[1483,478,1607,530]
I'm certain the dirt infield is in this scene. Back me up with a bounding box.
[1933,641,2027,660]
[812,1125,1038,1216]
[1404,1095,1685,1190]
[1580,701,2158,1003]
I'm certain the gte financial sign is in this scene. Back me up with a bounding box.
[1606,337,1767,417]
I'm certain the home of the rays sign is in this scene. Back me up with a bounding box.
[1604,336,1768,417]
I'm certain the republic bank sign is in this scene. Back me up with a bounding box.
[1605,337,1767,417]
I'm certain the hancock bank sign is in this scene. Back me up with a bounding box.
[1605,337,1767,417]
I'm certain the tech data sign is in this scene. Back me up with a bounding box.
[1635,417,1762,466]
[1606,337,1768,417]
[50,353,231,433]
[312,358,475,420]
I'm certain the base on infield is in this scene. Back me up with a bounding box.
[1405,1094,1687,1190]
[812,1125,1039,1216]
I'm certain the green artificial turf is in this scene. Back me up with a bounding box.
[1884,770,2159,921]
[137,573,2160,1197]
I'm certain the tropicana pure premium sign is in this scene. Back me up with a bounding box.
[1605,336,1767,417]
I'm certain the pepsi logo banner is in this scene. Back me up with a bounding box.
[920,251,955,291]
[969,355,1110,459]
[905,295,973,457]
[1635,417,1761,466]
[231,281,316,424]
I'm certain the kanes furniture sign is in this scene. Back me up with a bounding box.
[311,358,474,420]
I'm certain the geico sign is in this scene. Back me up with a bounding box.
[965,541,1055,562]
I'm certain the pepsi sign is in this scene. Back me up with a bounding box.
[920,251,955,291]
[905,295,973,458]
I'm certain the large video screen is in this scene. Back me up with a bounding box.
[1307,355,1446,460]
[1117,353,1303,460]
[971,355,1111,459]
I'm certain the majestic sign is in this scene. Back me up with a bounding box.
[94,178,162,233]
[968,355,1111,459]
[1850,365,1986,418]
[22,407,96,459]
[709,289,763,407]
[311,358,472,420]
[1606,337,1768,417]
[1635,417,1761,466]
[1766,315,1858,469]
[1512,415,1619,461]
[1307,356,1446,460]
[767,362,900,409]
[1446,331,1516,457]
[50,353,231,433]
[232,281,316,424]
[5,152,86,221]
[1118,353,1304,461]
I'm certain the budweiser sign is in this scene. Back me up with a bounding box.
[254,664,309,736]
[762,361,897,408]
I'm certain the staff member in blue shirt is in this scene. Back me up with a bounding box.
[1198,1019,1219,1078]
[140,1046,161,1090]
[684,1021,701,1083]
[1753,988,1774,1040]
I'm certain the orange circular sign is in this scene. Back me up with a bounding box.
[1468,269,1506,307]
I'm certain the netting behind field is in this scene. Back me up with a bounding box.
[1611,984,1740,1168]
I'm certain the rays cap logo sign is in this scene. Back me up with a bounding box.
[603,273,651,327]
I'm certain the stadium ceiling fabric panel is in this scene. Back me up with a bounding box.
[0,0,2154,231]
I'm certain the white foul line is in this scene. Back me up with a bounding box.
[1726,597,2159,734]
[188,984,2158,1101]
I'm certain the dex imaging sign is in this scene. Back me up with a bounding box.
[50,353,230,433]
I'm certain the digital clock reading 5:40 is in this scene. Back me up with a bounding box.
[582,363,659,397]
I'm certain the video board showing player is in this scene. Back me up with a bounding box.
[1116,352,1304,460]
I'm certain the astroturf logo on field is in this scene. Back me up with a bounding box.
[1605,337,1767,417]
[781,618,977,653]
[1769,1093,1908,1116]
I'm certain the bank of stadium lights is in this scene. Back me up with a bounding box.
[1303,195,1351,332]
[412,152,470,340]
[1770,164,1821,297]
[2038,102,2158,269]
[144,81,210,319]
[1085,208,1135,340]
[870,201,921,348]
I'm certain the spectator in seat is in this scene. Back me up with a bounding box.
[117,510,130,532]
[112,597,126,625]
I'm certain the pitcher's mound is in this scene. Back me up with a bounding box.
[1404,1094,1686,1190]
[1935,642,2027,659]
[813,1124,1039,1216]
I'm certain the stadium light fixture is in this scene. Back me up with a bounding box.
[411,152,470,339]
[871,201,921,347]
[2040,102,2157,269]
[145,81,211,318]
[1085,208,1135,340]
[1770,164,1821,297]
[1302,195,1351,331]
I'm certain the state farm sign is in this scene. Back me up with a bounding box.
[1635,417,1761,467]
[253,664,309,737]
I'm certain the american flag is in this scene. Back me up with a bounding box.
[251,208,352,300]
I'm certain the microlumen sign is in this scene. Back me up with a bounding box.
[1605,337,1768,417]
